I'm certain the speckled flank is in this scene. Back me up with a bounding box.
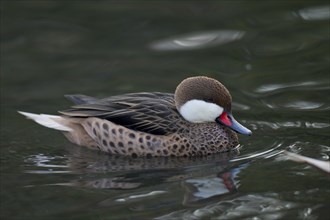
[78,117,238,157]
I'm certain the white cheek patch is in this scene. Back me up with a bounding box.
[179,99,224,123]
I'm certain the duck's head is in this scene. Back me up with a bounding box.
[175,76,252,136]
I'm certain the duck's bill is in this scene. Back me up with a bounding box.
[216,112,252,136]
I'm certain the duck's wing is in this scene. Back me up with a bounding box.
[60,92,181,135]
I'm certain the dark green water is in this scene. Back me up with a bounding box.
[1,1,329,219]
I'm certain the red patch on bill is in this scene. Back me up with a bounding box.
[220,112,232,126]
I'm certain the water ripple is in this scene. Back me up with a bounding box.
[24,154,68,168]
[255,81,320,94]
[156,194,303,220]
[263,100,326,110]
[250,120,330,131]
[232,102,250,111]
[283,101,323,110]
[298,5,330,21]
[149,30,245,51]
[230,142,284,163]
[249,82,329,111]
[115,191,167,203]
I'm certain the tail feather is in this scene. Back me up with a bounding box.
[18,111,72,131]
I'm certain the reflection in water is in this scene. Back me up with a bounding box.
[24,154,70,174]
[230,142,284,162]
[251,81,329,111]
[298,5,330,21]
[305,122,330,129]
[21,148,253,206]
[20,136,329,218]
[23,150,240,189]
[249,120,330,131]
[115,191,167,202]
[232,102,250,111]
[181,163,248,205]
[279,150,330,174]
[22,144,287,204]
[24,154,68,168]
[95,161,249,208]
[149,30,245,51]
[184,177,232,200]
[156,194,299,219]
[78,177,142,189]
[255,81,320,94]
[262,100,326,110]
[67,149,239,172]
[283,101,323,110]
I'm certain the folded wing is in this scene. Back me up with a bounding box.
[60,92,181,135]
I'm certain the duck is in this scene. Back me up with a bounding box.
[18,76,251,157]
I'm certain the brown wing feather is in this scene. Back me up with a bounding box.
[60,92,181,135]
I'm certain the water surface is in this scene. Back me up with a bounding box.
[1,1,329,219]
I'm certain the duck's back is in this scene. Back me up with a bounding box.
[60,92,182,135]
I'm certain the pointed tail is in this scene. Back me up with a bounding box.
[18,111,72,131]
